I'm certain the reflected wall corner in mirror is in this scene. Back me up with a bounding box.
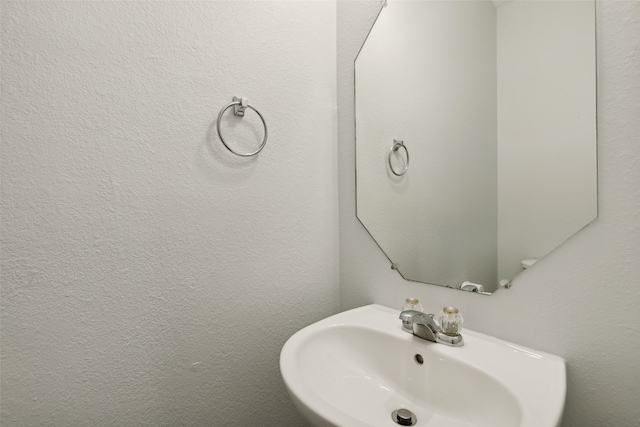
[355,0,597,295]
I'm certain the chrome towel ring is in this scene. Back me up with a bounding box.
[388,139,409,176]
[216,96,268,157]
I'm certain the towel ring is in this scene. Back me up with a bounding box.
[216,97,268,157]
[388,139,409,176]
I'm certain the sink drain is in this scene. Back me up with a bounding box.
[391,408,417,426]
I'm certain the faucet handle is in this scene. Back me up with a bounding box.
[438,306,463,336]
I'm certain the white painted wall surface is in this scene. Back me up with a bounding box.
[1,1,336,425]
[497,0,598,281]
[339,1,640,426]
[355,0,498,290]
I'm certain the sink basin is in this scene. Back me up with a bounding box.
[280,304,565,427]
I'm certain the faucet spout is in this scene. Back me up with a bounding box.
[399,310,464,347]
[411,313,439,341]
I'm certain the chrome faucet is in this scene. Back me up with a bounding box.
[399,310,464,347]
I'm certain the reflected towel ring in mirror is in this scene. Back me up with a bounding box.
[388,139,409,176]
[216,96,268,157]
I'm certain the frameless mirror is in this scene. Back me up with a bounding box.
[355,0,597,294]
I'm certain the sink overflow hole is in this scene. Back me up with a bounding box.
[414,354,423,365]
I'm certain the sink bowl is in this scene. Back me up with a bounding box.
[280,304,565,427]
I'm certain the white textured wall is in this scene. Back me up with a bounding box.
[1,1,336,425]
[339,1,640,426]
[497,0,598,281]
[355,0,498,290]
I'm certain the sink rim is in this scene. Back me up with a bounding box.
[280,304,566,427]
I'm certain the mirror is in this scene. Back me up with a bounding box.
[355,0,597,294]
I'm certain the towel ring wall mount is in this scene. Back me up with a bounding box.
[388,139,409,176]
[216,96,268,157]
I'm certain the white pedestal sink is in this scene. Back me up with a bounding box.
[280,304,565,427]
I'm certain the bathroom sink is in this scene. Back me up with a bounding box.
[280,304,565,427]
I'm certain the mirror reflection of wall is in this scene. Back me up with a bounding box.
[355,0,597,294]
[497,0,597,282]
